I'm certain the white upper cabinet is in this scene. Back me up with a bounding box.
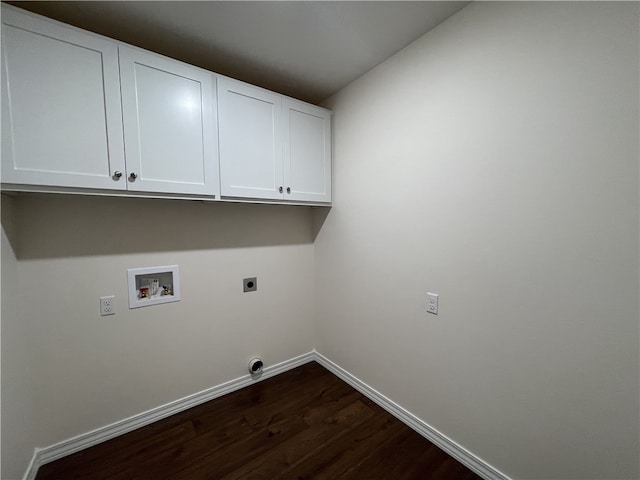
[1,5,331,205]
[283,99,331,203]
[217,77,283,200]
[218,77,332,203]
[119,46,219,196]
[1,7,126,189]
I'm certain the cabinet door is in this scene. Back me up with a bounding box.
[119,46,218,196]
[283,99,332,203]
[1,7,126,190]
[217,77,283,200]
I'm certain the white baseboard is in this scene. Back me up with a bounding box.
[22,351,315,480]
[314,351,511,480]
[23,350,509,480]
[21,450,40,480]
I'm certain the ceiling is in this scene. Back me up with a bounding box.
[6,1,470,104]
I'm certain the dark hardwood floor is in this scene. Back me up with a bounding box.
[36,362,484,480]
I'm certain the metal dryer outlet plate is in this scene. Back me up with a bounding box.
[243,277,257,292]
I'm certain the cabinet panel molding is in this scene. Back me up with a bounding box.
[283,99,332,203]
[217,77,284,200]
[1,7,126,190]
[119,46,219,196]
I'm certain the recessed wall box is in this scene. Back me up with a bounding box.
[127,265,180,309]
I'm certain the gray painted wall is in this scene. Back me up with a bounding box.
[2,2,639,479]
[1,195,316,479]
[315,2,639,478]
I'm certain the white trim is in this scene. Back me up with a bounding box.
[22,449,41,480]
[0,183,332,207]
[313,351,511,480]
[22,351,509,480]
[21,351,315,480]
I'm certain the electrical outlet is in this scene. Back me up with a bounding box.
[100,296,115,316]
[243,277,257,293]
[426,292,439,315]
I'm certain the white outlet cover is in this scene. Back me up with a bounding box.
[426,292,439,315]
[100,296,115,316]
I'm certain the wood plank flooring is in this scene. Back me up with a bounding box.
[36,362,484,480]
